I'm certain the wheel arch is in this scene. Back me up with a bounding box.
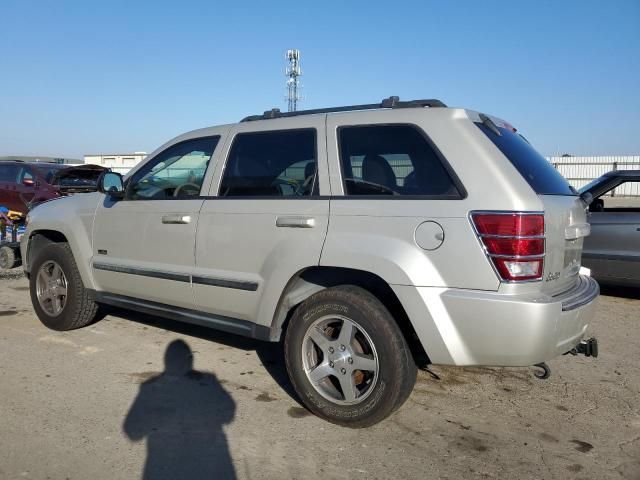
[26,230,69,270]
[26,229,94,289]
[269,266,430,366]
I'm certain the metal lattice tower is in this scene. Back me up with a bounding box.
[285,49,302,112]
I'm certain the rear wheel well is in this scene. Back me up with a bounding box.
[275,266,429,367]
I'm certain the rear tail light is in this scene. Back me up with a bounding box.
[471,212,545,282]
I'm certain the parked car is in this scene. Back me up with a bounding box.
[0,161,105,215]
[580,170,640,287]
[21,97,599,427]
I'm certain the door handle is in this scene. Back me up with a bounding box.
[162,214,192,224]
[276,216,316,228]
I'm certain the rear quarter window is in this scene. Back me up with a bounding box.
[476,123,576,196]
[338,124,463,198]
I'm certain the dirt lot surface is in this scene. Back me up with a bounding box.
[0,272,638,480]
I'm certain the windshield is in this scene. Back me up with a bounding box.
[476,123,576,196]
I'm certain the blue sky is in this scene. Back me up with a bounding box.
[1,0,638,158]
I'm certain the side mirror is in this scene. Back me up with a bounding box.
[98,171,125,199]
[22,178,35,187]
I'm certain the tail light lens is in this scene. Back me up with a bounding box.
[471,212,545,282]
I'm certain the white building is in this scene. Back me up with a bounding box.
[547,155,640,196]
[84,152,147,175]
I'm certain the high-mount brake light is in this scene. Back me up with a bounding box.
[471,212,545,282]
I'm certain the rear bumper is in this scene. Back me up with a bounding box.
[393,275,599,367]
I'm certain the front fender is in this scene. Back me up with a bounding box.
[22,193,102,289]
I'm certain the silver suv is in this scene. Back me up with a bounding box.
[21,97,599,427]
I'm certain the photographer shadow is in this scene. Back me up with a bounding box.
[123,339,236,479]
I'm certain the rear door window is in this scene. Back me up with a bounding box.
[17,167,35,186]
[338,124,462,197]
[476,123,576,196]
[219,129,317,197]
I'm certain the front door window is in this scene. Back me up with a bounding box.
[127,137,220,200]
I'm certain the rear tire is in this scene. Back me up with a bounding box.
[0,246,18,270]
[284,285,417,428]
[29,242,100,331]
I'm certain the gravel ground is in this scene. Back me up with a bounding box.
[0,268,25,281]
[0,270,638,480]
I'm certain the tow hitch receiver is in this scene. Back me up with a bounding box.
[568,337,599,358]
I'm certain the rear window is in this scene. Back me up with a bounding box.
[476,123,576,196]
[338,124,462,197]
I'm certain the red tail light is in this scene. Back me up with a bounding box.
[471,212,545,282]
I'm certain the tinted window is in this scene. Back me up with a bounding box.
[128,137,219,200]
[476,123,575,196]
[589,181,640,211]
[338,125,460,197]
[17,167,34,185]
[220,129,317,197]
[34,165,67,184]
[0,164,19,183]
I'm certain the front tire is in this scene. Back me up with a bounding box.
[30,242,100,331]
[284,285,417,428]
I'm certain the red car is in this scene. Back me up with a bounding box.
[0,161,105,214]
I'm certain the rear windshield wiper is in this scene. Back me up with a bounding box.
[479,114,501,136]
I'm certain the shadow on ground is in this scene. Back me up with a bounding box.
[106,306,300,403]
[123,339,236,479]
[599,283,640,300]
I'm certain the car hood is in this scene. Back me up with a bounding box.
[50,164,107,193]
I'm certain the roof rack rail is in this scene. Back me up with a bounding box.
[240,96,447,122]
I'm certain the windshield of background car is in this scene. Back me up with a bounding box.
[476,123,576,196]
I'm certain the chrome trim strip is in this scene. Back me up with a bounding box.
[488,254,545,259]
[468,210,546,284]
[275,216,316,228]
[479,234,545,239]
[470,210,546,216]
